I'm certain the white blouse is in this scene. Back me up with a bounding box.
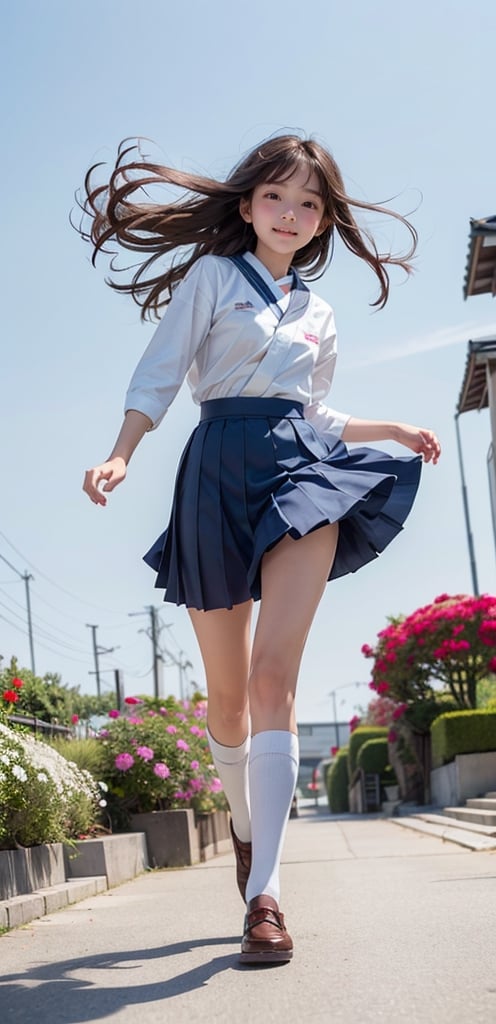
[124,250,350,440]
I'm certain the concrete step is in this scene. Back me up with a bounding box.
[466,798,496,811]
[418,812,496,837]
[485,791,496,798]
[0,875,107,931]
[443,806,496,827]
[391,815,496,851]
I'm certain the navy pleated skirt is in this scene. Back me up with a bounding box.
[143,396,422,611]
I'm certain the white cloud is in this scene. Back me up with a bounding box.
[343,321,496,370]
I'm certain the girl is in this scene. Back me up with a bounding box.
[80,134,440,965]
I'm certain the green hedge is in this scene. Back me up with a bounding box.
[431,710,496,768]
[327,747,349,813]
[348,727,389,778]
[357,737,389,776]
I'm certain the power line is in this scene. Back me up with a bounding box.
[0,587,91,654]
[0,530,125,617]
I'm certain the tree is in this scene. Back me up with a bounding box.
[0,658,116,726]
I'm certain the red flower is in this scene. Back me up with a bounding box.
[376,682,390,695]
[488,657,496,674]
[2,690,19,703]
[331,745,339,755]
[124,696,143,705]
[12,677,24,689]
[349,714,361,733]
[388,729,399,743]
[71,714,79,725]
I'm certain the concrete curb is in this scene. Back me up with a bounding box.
[391,814,496,851]
[0,875,107,930]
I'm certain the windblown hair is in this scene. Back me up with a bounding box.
[77,134,418,320]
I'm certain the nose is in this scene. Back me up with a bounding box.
[281,206,296,222]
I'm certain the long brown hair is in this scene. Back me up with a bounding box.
[77,134,417,320]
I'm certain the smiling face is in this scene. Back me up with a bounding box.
[239,167,327,279]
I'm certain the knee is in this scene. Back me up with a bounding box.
[249,655,294,714]
[207,691,248,731]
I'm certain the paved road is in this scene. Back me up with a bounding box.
[1,809,495,1023]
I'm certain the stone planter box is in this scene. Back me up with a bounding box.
[130,809,231,868]
[130,809,200,868]
[196,810,231,861]
[64,832,147,887]
[0,842,65,900]
[430,751,496,807]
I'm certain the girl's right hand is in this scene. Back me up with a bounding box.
[83,457,127,506]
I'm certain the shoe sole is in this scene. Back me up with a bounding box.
[239,949,293,964]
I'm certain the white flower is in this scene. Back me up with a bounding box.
[0,771,5,782]
[98,799,107,807]
[12,764,27,782]
[98,781,108,792]
[37,772,48,783]
[1,754,10,765]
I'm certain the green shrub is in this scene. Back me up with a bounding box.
[327,748,349,813]
[48,737,104,778]
[348,727,388,778]
[0,722,102,849]
[357,737,389,775]
[431,710,496,768]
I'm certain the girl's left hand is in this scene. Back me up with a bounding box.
[394,424,441,464]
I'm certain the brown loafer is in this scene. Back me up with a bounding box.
[230,820,252,903]
[240,894,293,964]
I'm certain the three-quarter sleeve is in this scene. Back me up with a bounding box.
[304,310,350,440]
[124,258,215,428]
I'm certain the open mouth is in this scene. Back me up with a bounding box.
[273,228,297,236]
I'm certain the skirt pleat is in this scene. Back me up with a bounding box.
[143,397,422,610]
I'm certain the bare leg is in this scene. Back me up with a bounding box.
[188,600,253,849]
[245,524,339,904]
[188,599,253,745]
[250,524,339,735]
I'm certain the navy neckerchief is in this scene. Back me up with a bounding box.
[228,253,310,325]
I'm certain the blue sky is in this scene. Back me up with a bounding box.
[1,0,495,726]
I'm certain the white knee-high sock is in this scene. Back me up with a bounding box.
[245,730,299,905]
[206,729,251,842]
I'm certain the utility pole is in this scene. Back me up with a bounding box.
[149,606,160,699]
[0,554,36,673]
[22,572,35,674]
[454,413,480,596]
[114,668,124,709]
[129,606,163,699]
[328,682,370,750]
[86,624,118,698]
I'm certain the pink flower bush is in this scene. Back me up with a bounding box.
[97,694,226,826]
[363,593,496,710]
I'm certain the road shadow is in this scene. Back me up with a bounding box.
[0,934,268,1022]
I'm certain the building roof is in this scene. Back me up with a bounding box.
[463,215,496,299]
[457,338,496,414]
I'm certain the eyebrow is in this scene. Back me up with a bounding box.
[265,180,323,198]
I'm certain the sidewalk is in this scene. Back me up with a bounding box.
[1,807,495,1024]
